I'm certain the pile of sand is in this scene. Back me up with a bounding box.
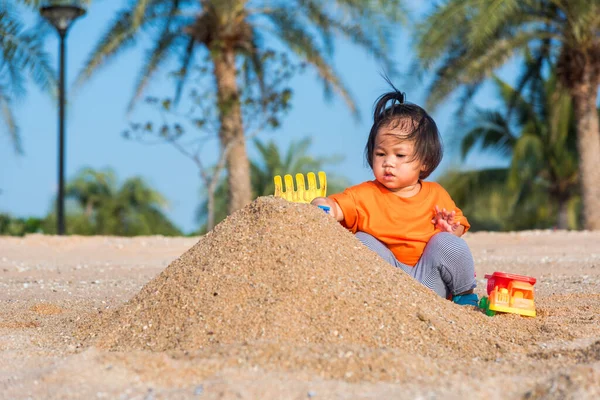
[79,197,544,360]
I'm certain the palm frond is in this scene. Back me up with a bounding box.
[1,10,55,95]
[296,0,334,57]
[431,29,555,109]
[508,39,553,119]
[438,167,509,207]
[266,9,356,115]
[297,0,401,75]
[0,4,55,153]
[17,0,93,8]
[331,0,407,25]
[284,137,312,167]
[131,0,152,30]
[547,84,572,147]
[508,133,543,189]
[75,7,149,88]
[0,91,21,154]
[491,75,538,131]
[127,30,185,111]
[415,0,472,69]
[467,0,521,47]
[237,29,266,109]
[173,36,196,105]
[461,109,516,159]
[415,0,562,109]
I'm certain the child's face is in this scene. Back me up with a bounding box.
[372,128,425,196]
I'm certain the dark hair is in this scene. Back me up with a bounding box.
[364,90,443,180]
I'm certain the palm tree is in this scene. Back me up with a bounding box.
[61,167,182,235]
[196,136,349,232]
[413,0,600,230]
[0,0,55,153]
[75,0,405,216]
[65,166,115,217]
[112,176,180,236]
[250,136,348,198]
[438,168,511,231]
[451,73,580,230]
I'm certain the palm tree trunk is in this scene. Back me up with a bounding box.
[205,170,219,232]
[571,69,600,230]
[85,201,93,218]
[206,192,215,231]
[211,47,252,215]
[556,197,570,230]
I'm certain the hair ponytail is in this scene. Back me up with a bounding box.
[373,74,406,125]
[373,91,406,125]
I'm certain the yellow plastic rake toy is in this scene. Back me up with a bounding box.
[273,171,327,203]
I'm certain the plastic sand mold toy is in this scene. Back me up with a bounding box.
[478,271,537,317]
[273,171,327,203]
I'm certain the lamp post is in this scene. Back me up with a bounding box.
[40,2,86,235]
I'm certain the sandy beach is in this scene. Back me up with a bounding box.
[1,198,599,399]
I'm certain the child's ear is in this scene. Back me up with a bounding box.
[420,164,428,172]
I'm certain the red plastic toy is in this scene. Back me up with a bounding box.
[479,271,537,317]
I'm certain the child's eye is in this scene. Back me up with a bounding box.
[375,152,385,157]
[396,154,405,158]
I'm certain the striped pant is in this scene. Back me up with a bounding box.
[355,231,476,298]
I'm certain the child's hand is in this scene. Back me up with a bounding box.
[431,205,461,233]
[311,197,344,222]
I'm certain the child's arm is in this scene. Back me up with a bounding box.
[431,206,465,237]
[311,197,345,222]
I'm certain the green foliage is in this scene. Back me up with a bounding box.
[250,137,347,198]
[438,168,509,232]
[125,52,299,146]
[413,0,600,229]
[79,0,406,216]
[124,55,301,232]
[0,0,55,153]
[194,137,350,233]
[413,0,600,110]
[77,0,406,112]
[38,167,183,236]
[443,70,583,230]
[0,213,43,236]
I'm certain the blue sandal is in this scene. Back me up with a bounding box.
[452,293,479,306]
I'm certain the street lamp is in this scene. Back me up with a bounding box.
[40,2,86,235]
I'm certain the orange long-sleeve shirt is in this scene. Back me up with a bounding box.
[329,180,470,266]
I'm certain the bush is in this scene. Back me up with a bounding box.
[0,213,43,236]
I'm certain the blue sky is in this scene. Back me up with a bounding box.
[0,1,508,233]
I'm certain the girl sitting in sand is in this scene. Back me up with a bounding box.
[311,86,478,306]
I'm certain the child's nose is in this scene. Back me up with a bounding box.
[383,156,395,166]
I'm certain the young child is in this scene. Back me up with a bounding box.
[311,89,478,306]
